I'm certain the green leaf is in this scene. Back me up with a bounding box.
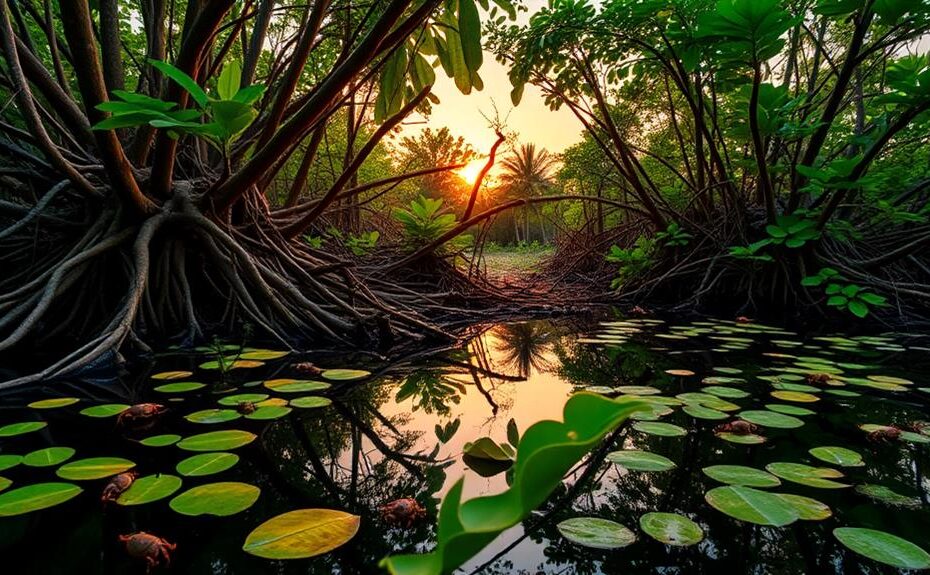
[80,404,129,418]
[169,482,260,516]
[185,409,242,424]
[705,485,799,526]
[217,60,241,100]
[264,379,331,393]
[738,410,804,429]
[0,483,82,516]
[56,457,135,481]
[117,474,183,506]
[458,0,483,73]
[463,437,515,461]
[556,517,636,549]
[848,300,869,318]
[243,509,360,559]
[140,434,182,447]
[638,512,704,546]
[176,452,240,477]
[245,406,292,420]
[764,462,849,489]
[506,419,520,446]
[607,450,676,472]
[28,398,79,409]
[834,527,930,570]
[22,447,75,468]
[149,59,208,107]
[632,421,687,437]
[855,484,921,509]
[702,465,781,488]
[177,430,257,452]
[321,369,370,381]
[778,493,831,521]
[289,396,333,409]
[0,455,22,472]
[238,349,290,361]
[154,382,205,393]
[218,393,270,406]
[211,99,257,143]
[0,421,47,437]
[808,446,864,467]
[233,84,266,105]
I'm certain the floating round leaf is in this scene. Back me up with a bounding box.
[151,370,192,380]
[321,369,370,381]
[264,379,331,393]
[738,410,804,429]
[0,421,47,437]
[289,396,332,409]
[140,434,182,447]
[703,386,749,399]
[245,406,292,420]
[704,486,798,526]
[0,455,22,472]
[682,405,728,420]
[765,404,815,416]
[556,517,636,549]
[777,493,831,521]
[714,367,743,374]
[176,452,240,477]
[639,512,703,546]
[615,385,661,395]
[809,446,864,467]
[242,509,360,559]
[218,393,269,406]
[0,483,82,516]
[200,359,264,370]
[867,375,913,386]
[826,389,860,398]
[238,349,290,361]
[23,447,75,468]
[185,409,241,424]
[117,474,182,506]
[177,430,256,452]
[28,398,79,409]
[834,527,930,570]
[607,450,675,472]
[716,432,767,445]
[764,462,849,489]
[702,465,780,488]
[56,457,135,480]
[770,391,820,403]
[855,484,921,509]
[632,422,687,437]
[665,369,695,377]
[154,382,205,393]
[80,404,129,418]
[169,481,260,516]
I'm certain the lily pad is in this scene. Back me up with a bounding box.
[683,404,729,420]
[739,410,804,429]
[238,349,290,361]
[716,432,767,444]
[177,430,257,452]
[246,406,293,420]
[0,421,47,437]
[80,404,129,418]
[154,382,206,393]
[243,509,360,559]
[28,398,80,409]
[703,386,749,399]
[218,393,270,406]
[200,359,264,370]
[289,397,332,409]
[607,450,676,472]
[0,455,22,472]
[632,422,687,437]
[169,482,260,516]
[665,369,695,377]
[702,465,780,488]
[117,474,183,506]
[176,452,240,477]
[151,370,192,380]
[809,446,864,467]
[56,457,135,480]
[765,462,849,489]
[23,447,75,468]
[705,486,798,526]
[321,369,370,381]
[0,483,82,516]
[140,434,182,447]
[264,379,331,393]
[557,517,636,549]
[770,391,820,403]
[615,385,662,395]
[834,527,930,570]
[639,512,703,546]
[185,409,241,424]
[765,404,815,416]
[778,494,831,520]
[855,484,921,508]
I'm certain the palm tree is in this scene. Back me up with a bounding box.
[498,143,558,243]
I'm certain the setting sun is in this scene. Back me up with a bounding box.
[457,159,489,186]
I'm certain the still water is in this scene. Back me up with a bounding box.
[0,314,928,574]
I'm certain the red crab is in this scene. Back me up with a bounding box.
[119,532,176,573]
[630,305,651,316]
[236,401,257,415]
[735,316,752,324]
[102,471,138,504]
[714,420,759,435]
[379,498,427,528]
[867,427,901,442]
[292,361,323,376]
[907,421,930,435]
[806,373,831,385]
[117,403,167,429]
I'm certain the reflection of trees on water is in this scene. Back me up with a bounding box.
[492,321,558,377]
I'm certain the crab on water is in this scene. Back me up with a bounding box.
[117,403,167,428]
[101,471,138,504]
[119,532,175,573]
[379,498,427,528]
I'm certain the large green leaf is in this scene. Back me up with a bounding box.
[56,457,135,480]
[243,509,360,559]
[28,398,80,409]
[458,0,483,73]
[0,421,47,437]
[778,494,831,521]
[23,447,75,468]
[834,527,930,570]
[632,421,687,437]
[169,482,260,516]
[0,455,22,472]
[177,430,257,452]
[608,450,676,472]
[765,462,849,489]
[176,452,240,477]
[702,465,780,488]
[738,410,804,429]
[80,404,129,418]
[0,483,82,516]
[149,59,208,107]
[705,485,798,526]
[185,409,242,424]
[556,517,636,549]
[217,60,241,100]
[809,446,864,467]
[639,512,704,546]
[380,394,645,575]
[117,474,183,506]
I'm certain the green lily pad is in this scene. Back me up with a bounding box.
[778,493,831,520]
[556,517,636,549]
[289,396,333,409]
[242,508,360,559]
[0,422,47,437]
[199,359,265,370]
[682,404,729,420]
[0,483,82,516]
[765,462,849,489]
[117,474,183,506]
[27,398,80,409]
[705,485,798,526]
[632,422,687,437]
[140,434,182,447]
[607,450,676,472]
[0,455,22,472]
[703,386,749,399]
[321,369,370,381]
[185,409,241,424]
[80,404,129,418]
[702,465,780,488]
[218,393,269,406]
[169,481,260,516]
[834,527,930,570]
[245,406,293,420]
[264,379,331,393]
[702,376,747,385]
[238,349,290,361]
[739,410,804,429]
[154,382,206,393]
[765,404,815,416]
[716,432,767,444]
[23,447,75,468]
[176,452,240,477]
[177,430,257,452]
[616,386,662,395]
[639,512,703,546]
[825,389,861,398]
[56,457,135,480]
[855,484,921,509]
[809,446,864,467]
[151,370,193,380]
[713,367,743,374]
[770,391,820,403]
[771,383,821,393]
